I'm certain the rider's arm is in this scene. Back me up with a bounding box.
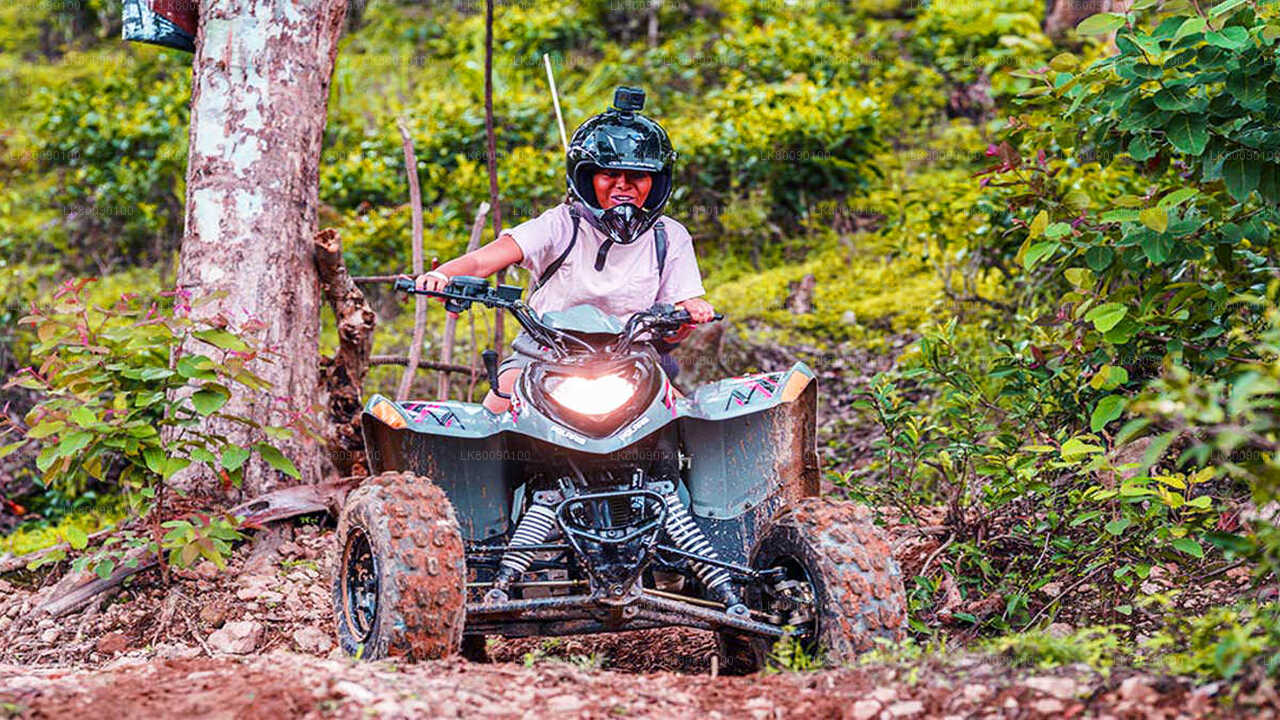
[416,235,522,292]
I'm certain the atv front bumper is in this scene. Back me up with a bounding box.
[464,591,787,640]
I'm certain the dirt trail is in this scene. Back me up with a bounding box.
[0,524,1275,718]
[2,648,1269,719]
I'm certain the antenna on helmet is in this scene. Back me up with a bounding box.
[543,53,569,156]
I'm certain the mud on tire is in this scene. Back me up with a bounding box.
[719,497,907,673]
[332,471,466,661]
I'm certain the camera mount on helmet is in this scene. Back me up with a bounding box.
[565,86,675,254]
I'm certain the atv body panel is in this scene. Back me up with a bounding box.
[361,362,817,553]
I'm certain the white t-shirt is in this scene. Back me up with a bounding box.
[506,203,706,318]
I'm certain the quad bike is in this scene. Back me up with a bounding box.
[332,276,906,671]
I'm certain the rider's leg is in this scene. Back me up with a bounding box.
[482,368,523,413]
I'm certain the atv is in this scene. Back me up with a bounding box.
[332,276,906,671]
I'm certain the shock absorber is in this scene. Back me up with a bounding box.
[486,501,558,603]
[662,492,747,615]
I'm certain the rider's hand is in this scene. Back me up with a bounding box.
[676,297,715,324]
[415,270,450,294]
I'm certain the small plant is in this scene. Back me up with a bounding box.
[988,626,1128,673]
[765,627,826,673]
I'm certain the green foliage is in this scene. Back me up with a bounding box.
[1151,601,1280,680]
[988,626,1127,672]
[765,627,826,673]
[1,281,302,575]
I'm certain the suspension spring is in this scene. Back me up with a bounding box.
[499,503,559,577]
[662,492,732,590]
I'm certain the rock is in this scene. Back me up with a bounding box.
[1046,622,1074,638]
[199,603,226,627]
[544,695,585,713]
[334,680,376,705]
[207,620,262,654]
[961,684,990,703]
[870,686,897,703]
[39,628,59,644]
[293,626,334,655]
[1031,699,1064,714]
[96,632,129,655]
[1024,676,1077,700]
[1118,676,1157,704]
[278,541,303,557]
[194,561,220,580]
[886,700,924,717]
[851,700,880,720]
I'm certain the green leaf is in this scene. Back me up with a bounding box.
[28,421,65,439]
[1085,246,1114,271]
[1023,242,1059,270]
[143,447,166,475]
[1141,234,1175,264]
[193,329,251,353]
[1077,12,1127,36]
[64,527,88,550]
[1085,303,1127,332]
[1158,188,1198,209]
[0,441,26,460]
[255,442,300,479]
[57,431,93,458]
[69,406,96,427]
[1065,268,1095,288]
[1044,222,1072,240]
[1209,0,1249,16]
[1028,210,1048,238]
[190,387,230,416]
[1171,537,1204,558]
[1062,437,1105,461]
[176,355,218,381]
[1171,16,1207,44]
[221,445,251,472]
[1206,26,1251,50]
[1091,395,1127,432]
[1128,135,1156,161]
[1222,152,1261,202]
[1165,115,1209,156]
[1139,207,1169,233]
[1101,209,1141,223]
[1105,517,1132,536]
[95,558,115,581]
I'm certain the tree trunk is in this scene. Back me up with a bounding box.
[171,0,348,498]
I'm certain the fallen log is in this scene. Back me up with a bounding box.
[32,477,360,618]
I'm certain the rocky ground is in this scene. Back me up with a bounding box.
[0,522,1276,718]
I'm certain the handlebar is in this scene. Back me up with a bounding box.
[395,275,720,357]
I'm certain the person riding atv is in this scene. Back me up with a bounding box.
[334,89,907,670]
[414,87,713,413]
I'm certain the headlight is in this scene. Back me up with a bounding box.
[546,373,636,416]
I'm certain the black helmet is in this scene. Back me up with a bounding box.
[566,87,675,247]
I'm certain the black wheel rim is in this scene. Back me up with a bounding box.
[758,553,819,652]
[342,527,380,643]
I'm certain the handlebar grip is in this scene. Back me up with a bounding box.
[394,277,416,293]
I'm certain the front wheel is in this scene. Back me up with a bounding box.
[332,471,467,661]
[718,497,907,673]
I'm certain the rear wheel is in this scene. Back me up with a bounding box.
[717,497,906,673]
[332,471,466,661]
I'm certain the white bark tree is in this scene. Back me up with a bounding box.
[170,0,348,497]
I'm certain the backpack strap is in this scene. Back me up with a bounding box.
[593,220,667,274]
[532,205,580,294]
[654,220,667,278]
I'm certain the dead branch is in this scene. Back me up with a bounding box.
[315,227,377,477]
[370,355,473,373]
[440,202,490,399]
[33,477,360,619]
[396,119,427,402]
[0,524,122,575]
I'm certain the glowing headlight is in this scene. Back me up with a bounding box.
[546,373,636,416]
